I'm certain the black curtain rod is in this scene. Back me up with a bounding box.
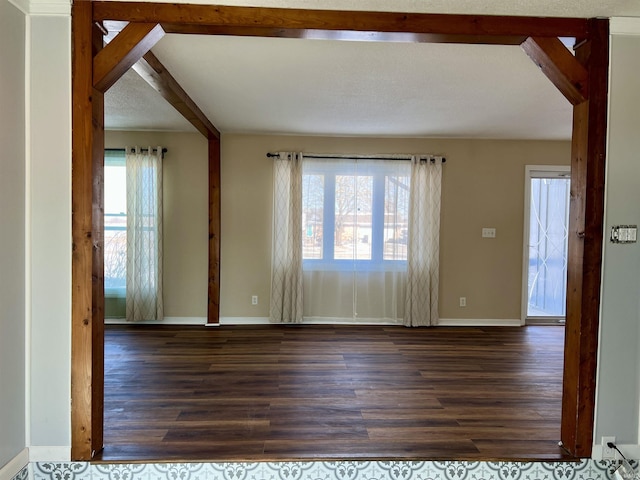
[105,147,168,154]
[266,152,445,163]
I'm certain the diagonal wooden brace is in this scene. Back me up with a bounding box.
[521,36,588,105]
[93,22,165,93]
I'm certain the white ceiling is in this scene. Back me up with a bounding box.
[104,1,640,140]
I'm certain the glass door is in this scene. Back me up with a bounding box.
[522,166,570,324]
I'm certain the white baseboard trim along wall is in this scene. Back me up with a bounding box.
[436,318,522,327]
[106,317,524,326]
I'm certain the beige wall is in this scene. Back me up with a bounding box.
[222,134,570,321]
[105,130,209,318]
[104,131,569,322]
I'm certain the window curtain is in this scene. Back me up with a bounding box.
[270,152,304,323]
[302,157,410,324]
[126,146,164,322]
[404,156,443,327]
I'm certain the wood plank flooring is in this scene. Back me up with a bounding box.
[99,324,570,462]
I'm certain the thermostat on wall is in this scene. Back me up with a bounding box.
[610,225,637,244]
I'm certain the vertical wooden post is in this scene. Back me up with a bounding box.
[91,18,106,457]
[71,0,104,460]
[208,136,221,324]
[561,18,609,457]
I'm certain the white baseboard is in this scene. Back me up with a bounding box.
[592,443,640,461]
[105,317,207,325]
[0,449,28,480]
[220,317,270,325]
[437,318,522,327]
[28,446,70,462]
[221,317,400,326]
[106,317,524,328]
[302,316,399,325]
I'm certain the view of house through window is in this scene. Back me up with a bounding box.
[104,151,127,299]
[302,158,410,269]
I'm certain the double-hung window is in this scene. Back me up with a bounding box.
[300,157,411,323]
[302,158,411,270]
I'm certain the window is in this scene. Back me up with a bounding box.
[302,158,410,270]
[104,151,127,298]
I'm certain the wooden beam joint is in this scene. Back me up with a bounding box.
[132,51,221,139]
[521,36,588,106]
[93,22,165,93]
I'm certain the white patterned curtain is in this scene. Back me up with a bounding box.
[404,156,443,327]
[270,152,303,323]
[126,146,163,322]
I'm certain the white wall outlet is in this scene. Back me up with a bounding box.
[482,227,496,238]
[251,295,258,305]
[602,436,616,460]
[459,297,466,307]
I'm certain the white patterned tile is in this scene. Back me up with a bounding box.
[33,463,91,480]
[29,459,631,480]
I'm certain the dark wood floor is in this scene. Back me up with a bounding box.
[100,324,570,462]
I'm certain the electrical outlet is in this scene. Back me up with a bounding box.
[482,227,496,238]
[602,436,616,460]
[251,295,258,305]
[459,297,466,307]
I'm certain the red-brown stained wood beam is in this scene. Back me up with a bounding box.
[90,19,105,458]
[561,17,609,458]
[71,0,98,461]
[163,24,528,45]
[93,22,165,93]
[93,2,588,39]
[132,51,221,139]
[521,36,588,106]
[207,137,221,324]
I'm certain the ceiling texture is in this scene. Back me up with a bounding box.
[104,0,640,140]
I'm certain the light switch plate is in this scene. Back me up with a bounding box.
[611,225,637,244]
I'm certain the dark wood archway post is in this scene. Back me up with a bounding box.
[71,0,105,460]
[208,136,221,324]
[561,18,609,457]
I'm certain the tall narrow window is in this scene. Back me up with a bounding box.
[104,150,127,317]
[522,166,570,323]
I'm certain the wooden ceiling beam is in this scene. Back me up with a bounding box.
[93,2,588,40]
[521,36,588,105]
[161,24,528,45]
[93,22,165,92]
[132,51,221,139]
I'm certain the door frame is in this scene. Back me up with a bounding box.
[521,165,572,325]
